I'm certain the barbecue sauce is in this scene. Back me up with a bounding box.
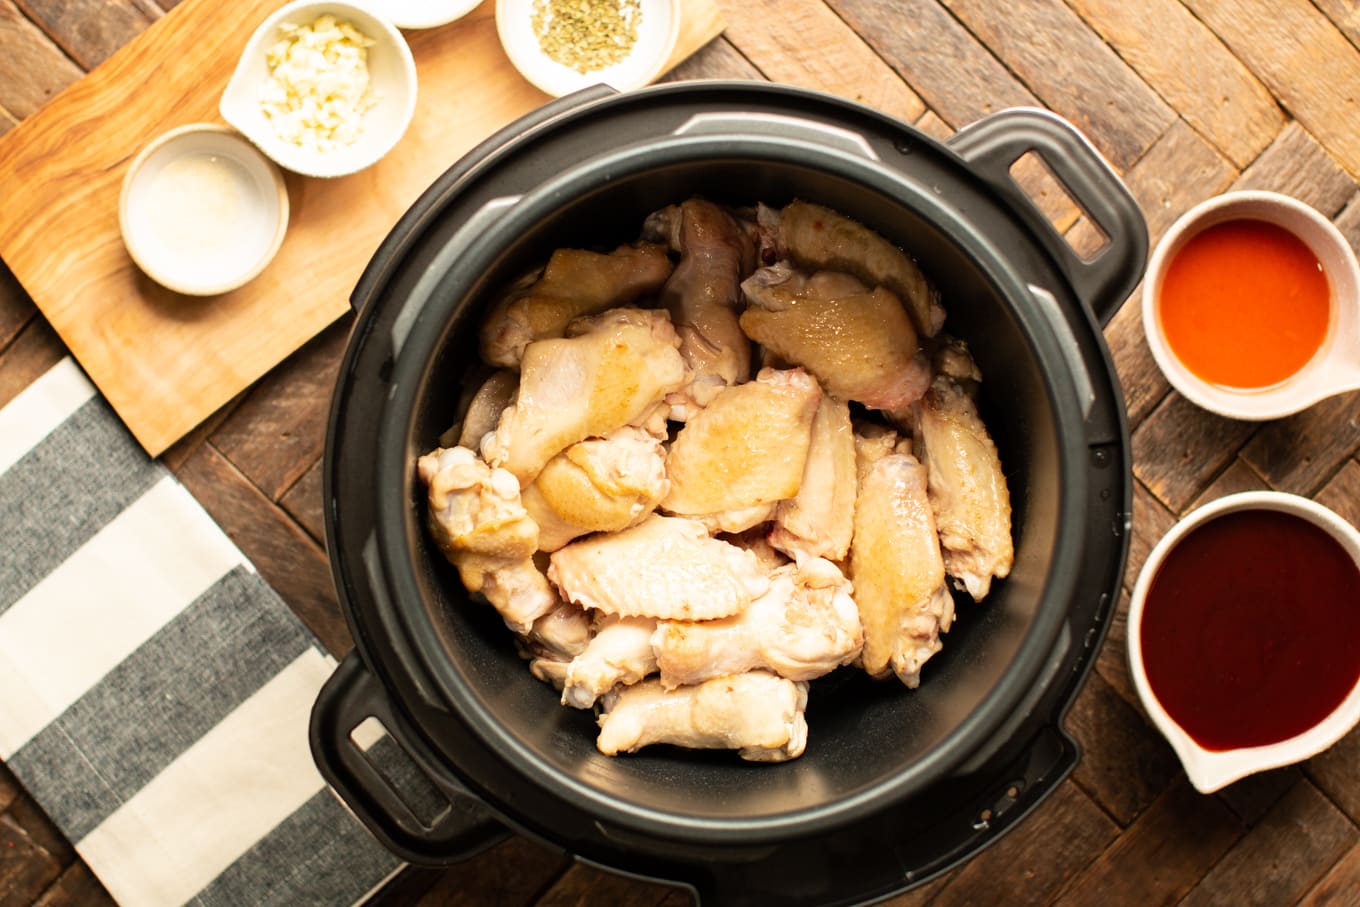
[1139,508,1360,752]
[1158,218,1330,389]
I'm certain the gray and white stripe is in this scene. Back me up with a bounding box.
[0,359,403,906]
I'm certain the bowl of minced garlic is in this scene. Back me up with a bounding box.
[222,1,417,178]
[496,0,680,97]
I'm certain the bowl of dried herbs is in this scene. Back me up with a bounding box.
[496,0,680,96]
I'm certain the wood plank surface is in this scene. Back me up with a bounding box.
[6,0,1360,905]
[713,0,925,123]
[937,0,1175,171]
[1065,0,1282,169]
[1183,0,1360,179]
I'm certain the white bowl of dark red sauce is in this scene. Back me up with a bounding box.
[1128,491,1360,793]
[1143,190,1360,420]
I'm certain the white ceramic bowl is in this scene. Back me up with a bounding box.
[119,124,289,296]
[1128,491,1360,793]
[495,0,679,97]
[384,0,484,28]
[221,0,417,178]
[1142,190,1360,421]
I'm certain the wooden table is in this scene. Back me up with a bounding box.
[5,0,1360,904]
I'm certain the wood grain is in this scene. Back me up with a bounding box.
[824,0,1038,129]
[923,781,1117,906]
[0,815,63,907]
[0,763,17,815]
[279,458,325,548]
[29,863,116,907]
[1186,457,1268,511]
[1184,0,1360,180]
[1180,781,1356,907]
[660,35,762,82]
[0,0,724,456]
[1232,121,1356,216]
[713,0,924,124]
[1298,840,1360,907]
[1055,779,1243,906]
[1215,766,1298,826]
[1125,476,1176,601]
[0,317,64,411]
[534,862,684,907]
[1092,589,1135,709]
[1131,393,1257,513]
[0,2,81,121]
[1066,671,1179,827]
[407,835,570,906]
[1239,391,1360,496]
[1065,0,1282,169]
[210,319,349,501]
[14,0,155,69]
[1313,0,1360,50]
[0,259,34,354]
[937,0,1174,171]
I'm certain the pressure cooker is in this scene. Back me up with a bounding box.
[310,81,1147,906]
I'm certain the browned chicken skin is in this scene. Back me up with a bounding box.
[480,308,686,485]
[740,262,932,413]
[661,367,822,533]
[914,370,1014,601]
[773,200,945,338]
[479,243,673,368]
[850,451,954,687]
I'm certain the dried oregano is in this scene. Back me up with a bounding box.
[532,0,643,74]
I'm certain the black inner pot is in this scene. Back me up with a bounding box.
[372,139,1092,842]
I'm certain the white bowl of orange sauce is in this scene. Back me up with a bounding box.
[1128,491,1360,793]
[1143,190,1360,420]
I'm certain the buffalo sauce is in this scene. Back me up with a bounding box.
[1158,219,1330,389]
[1139,509,1360,752]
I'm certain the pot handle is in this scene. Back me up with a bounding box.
[946,107,1148,325]
[309,651,509,865]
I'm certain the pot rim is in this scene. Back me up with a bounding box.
[364,131,1095,843]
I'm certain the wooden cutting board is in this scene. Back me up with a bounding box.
[0,0,724,457]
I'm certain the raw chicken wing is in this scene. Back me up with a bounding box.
[479,243,673,367]
[481,308,686,484]
[853,422,904,485]
[773,200,945,338]
[653,556,862,687]
[596,671,809,762]
[561,615,658,709]
[644,199,756,416]
[417,446,558,634]
[850,452,954,688]
[661,367,821,533]
[548,514,769,621]
[521,602,593,690]
[740,263,931,413]
[914,373,1014,601]
[452,369,518,449]
[520,427,669,551]
[770,394,857,562]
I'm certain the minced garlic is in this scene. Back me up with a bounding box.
[259,14,378,154]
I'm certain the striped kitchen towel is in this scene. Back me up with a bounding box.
[0,358,404,906]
